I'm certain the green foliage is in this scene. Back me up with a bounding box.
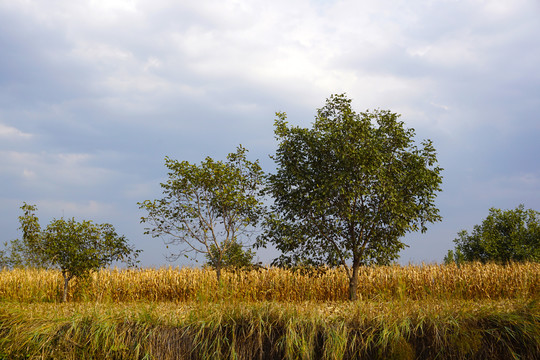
[205,239,256,270]
[443,249,465,265]
[260,94,443,299]
[451,205,540,263]
[41,217,140,277]
[139,145,265,281]
[0,249,8,269]
[4,203,49,268]
[4,203,140,301]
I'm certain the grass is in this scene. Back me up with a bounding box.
[0,263,538,359]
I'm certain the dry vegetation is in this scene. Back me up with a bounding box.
[1,262,538,302]
[0,263,539,359]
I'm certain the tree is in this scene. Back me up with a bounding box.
[139,145,265,282]
[443,248,465,266]
[205,239,256,270]
[450,205,539,264]
[45,218,140,302]
[260,94,443,300]
[0,249,9,269]
[5,203,140,302]
[6,203,49,268]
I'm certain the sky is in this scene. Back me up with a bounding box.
[1,0,539,267]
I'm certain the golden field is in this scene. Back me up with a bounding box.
[0,262,538,302]
[0,263,538,359]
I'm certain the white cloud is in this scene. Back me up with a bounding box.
[0,151,118,189]
[88,0,137,14]
[143,56,161,72]
[38,199,117,220]
[417,37,482,68]
[122,181,159,201]
[70,42,133,64]
[0,123,33,139]
[22,168,36,179]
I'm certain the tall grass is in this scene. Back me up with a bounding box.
[1,262,538,303]
[0,299,538,359]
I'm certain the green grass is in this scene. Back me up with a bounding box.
[0,299,538,359]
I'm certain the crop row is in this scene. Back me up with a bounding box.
[1,262,538,302]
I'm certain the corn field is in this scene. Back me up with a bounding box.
[1,263,539,359]
[1,262,538,303]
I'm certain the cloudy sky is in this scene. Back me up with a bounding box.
[1,0,539,267]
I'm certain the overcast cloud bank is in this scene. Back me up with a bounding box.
[1,0,539,265]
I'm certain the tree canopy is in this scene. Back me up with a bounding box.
[260,94,443,300]
[447,205,539,264]
[139,145,265,282]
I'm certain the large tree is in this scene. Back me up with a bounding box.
[449,205,539,264]
[139,145,265,282]
[5,203,140,302]
[261,94,443,300]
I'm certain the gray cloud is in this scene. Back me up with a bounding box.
[1,0,539,266]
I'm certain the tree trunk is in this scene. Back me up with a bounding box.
[348,262,360,301]
[62,273,70,302]
[216,263,222,284]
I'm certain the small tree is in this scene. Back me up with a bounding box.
[450,205,539,263]
[5,203,140,302]
[260,94,443,300]
[139,145,265,282]
[443,249,465,266]
[205,239,256,270]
